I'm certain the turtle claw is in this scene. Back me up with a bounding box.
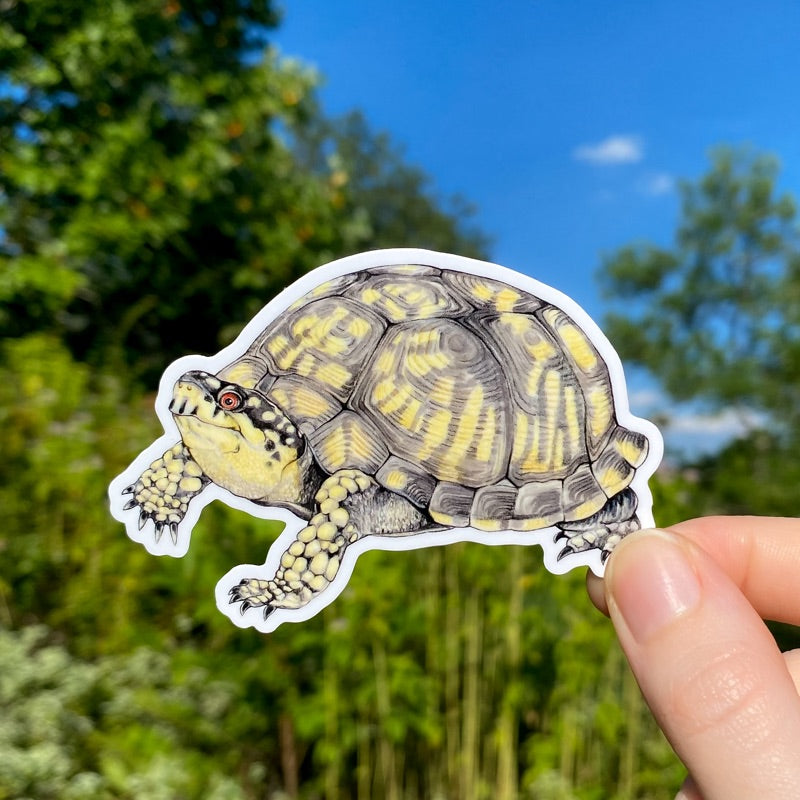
[138,512,148,531]
[169,522,179,544]
[123,499,137,511]
[240,601,252,616]
[122,484,135,495]
[557,545,573,561]
[263,606,275,620]
[154,521,165,542]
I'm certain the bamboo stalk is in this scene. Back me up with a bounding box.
[496,551,522,800]
[461,587,482,800]
[620,663,642,798]
[373,640,399,800]
[444,549,462,791]
[278,712,299,799]
[426,548,446,800]
[323,617,340,800]
[357,717,371,800]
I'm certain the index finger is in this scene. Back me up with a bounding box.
[588,516,800,626]
[671,516,800,626]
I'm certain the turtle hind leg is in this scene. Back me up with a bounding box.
[230,470,431,618]
[555,488,640,563]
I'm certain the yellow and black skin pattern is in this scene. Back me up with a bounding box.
[124,265,650,618]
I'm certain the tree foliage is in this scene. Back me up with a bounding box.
[0,0,487,382]
[600,148,800,428]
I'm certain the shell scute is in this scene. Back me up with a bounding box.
[345,273,471,323]
[350,318,510,487]
[254,295,385,402]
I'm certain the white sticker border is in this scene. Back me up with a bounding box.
[108,248,663,632]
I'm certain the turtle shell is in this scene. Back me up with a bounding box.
[218,265,648,532]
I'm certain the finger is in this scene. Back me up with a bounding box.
[670,516,800,625]
[675,774,703,800]
[588,516,800,625]
[586,568,607,615]
[605,528,800,800]
[786,649,800,694]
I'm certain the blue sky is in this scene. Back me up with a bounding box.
[273,0,800,452]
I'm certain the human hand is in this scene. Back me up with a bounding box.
[586,518,800,800]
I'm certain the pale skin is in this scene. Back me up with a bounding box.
[586,517,800,800]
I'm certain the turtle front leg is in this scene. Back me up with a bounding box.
[230,469,429,617]
[123,442,210,543]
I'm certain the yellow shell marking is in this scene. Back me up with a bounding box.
[348,316,371,338]
[471,283,494,302]
[218,361,260,388]
[511,368,574,476]
[586,385,614,440]
[558,322,598,372]
[562,385,581,454]
[597,463,631,497]
[571,495,607,521]
[494,287,522,312]
[407,351,434,378]
[429,375,455,406]
[542,370,561,467]
[526,338,557,361]
[375,349,395,373]
[475,405,496,463]
[265,300,382,396]
[614,434,646,466]
[416,408,452,461]
[269,383,337,423]
[357,279,455,322]
[315,361,350,389]
[383,469,408,491]
[443,384,485,467]
[499,313,531,336]
[361,287,382,305]
[318,428,348,470]
[398,397,423,431]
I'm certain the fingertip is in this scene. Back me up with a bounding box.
[585,569,609,615]
[675,774,702,800]
[604,528,701,644]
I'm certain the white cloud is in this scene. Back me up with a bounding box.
[668,408,763,437]
[638,171,674,196]
[573,134,643,165]
[627,388,663,409]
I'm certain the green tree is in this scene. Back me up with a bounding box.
[292,109,491,258]
[600,147,800,430]
[0,0,364,379]
[600,148,800,526]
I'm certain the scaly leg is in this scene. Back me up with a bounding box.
[123,442,209,543]
[555,488,639,563]
[230,469,429,617]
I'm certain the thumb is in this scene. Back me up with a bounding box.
[604,528,800,800]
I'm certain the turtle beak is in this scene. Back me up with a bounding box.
[171,372,218,417]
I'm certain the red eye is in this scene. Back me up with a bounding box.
[219,391,241,410]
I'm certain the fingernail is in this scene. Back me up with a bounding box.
[607,529,702,643]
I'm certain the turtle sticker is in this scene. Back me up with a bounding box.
[109,249,662,632]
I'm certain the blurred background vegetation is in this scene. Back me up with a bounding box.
[1,1,797,798]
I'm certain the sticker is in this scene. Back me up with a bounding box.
[109,249,662,632]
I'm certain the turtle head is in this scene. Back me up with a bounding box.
[170,370,315,511]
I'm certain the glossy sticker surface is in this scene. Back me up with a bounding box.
[109,249,662,632]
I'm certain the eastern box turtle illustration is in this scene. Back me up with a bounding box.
[113,252,660,625]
